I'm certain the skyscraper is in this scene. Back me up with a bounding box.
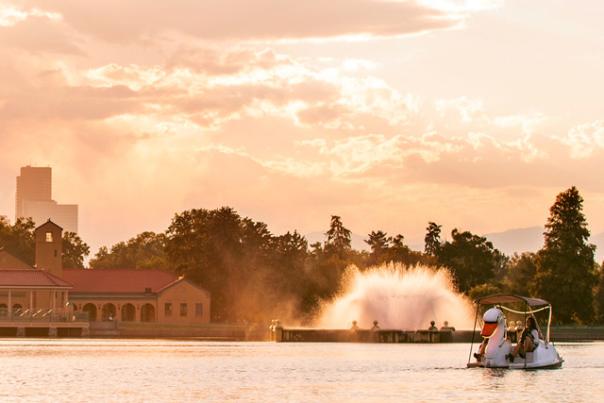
[15,166,79,233]
[15,166,52,218]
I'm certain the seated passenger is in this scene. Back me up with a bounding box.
[507,317,540,361]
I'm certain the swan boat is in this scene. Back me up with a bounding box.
[467,294,563,369]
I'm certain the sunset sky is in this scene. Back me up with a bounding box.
[1,0,603,254]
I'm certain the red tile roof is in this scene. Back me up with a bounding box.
[62,269,178,294]
[0,250,34,270]
[0,269,72,288]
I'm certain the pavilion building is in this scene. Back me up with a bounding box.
[0,219,210,335]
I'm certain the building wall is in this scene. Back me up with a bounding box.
[68,281,210,324]
[157,281,211,325]
[71,297,158,322]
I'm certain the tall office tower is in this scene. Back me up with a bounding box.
[15,166,79,233]
[15,166,52,218]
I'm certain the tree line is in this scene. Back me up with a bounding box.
[1,186,603,324]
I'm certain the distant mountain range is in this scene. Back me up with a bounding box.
[306,227,604,262]
[484,226,604,262]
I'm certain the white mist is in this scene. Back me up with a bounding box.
[317,264,474,330]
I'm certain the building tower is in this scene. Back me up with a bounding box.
[34,220,63,278]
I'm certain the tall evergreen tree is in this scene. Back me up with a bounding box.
[366,230,390,265]
[325,215,351,257]
[424,222,442,256]
[594,263,604,323]
[534,186,597,323]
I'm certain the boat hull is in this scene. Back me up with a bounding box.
[468,343,563,369]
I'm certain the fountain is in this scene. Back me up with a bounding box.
[317,264,474,330]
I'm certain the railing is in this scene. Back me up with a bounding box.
[0,308,89,323]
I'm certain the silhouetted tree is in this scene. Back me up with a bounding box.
[388,234,423,266]
[62,232,90,269]
[503,252,537,296]
[0,217,35,265]
[438,229,505,293]
[468,283,502,302]
[366,230,389,265]
[325,215,351,257]
[594,263,604,323]
[424,222,442,256]
[534,187,597,323]
[90,232,168,270]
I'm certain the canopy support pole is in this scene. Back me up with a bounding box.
[467,303,479,365]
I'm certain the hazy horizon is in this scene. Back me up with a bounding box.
[1,0,604,256]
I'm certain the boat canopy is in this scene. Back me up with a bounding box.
[475,294,550,307]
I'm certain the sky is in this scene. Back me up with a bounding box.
[1,0,603,255]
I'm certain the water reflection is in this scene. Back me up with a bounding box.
[0,340,600,402]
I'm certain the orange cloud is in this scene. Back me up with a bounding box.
[1,0,603,255]
[20,0,466,43]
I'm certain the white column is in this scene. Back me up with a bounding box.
[8,289,12,320]
[29,291,33,310]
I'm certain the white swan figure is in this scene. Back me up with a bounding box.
[480,307,511,368]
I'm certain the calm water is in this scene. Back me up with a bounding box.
[0,340,601,402]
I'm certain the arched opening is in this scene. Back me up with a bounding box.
[121,303,136,322]
[82,303,97,321]
[101,303,116,321]
[140,303,155,322]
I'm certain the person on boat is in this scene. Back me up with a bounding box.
[428,321,438,331]
[474,338,487,361]
[507,317,539,360]
[350,320,359,331]
[506,319,517,343]
[371,320,380,331]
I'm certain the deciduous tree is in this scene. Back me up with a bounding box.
[62,232,90,269]
[438,229,505,293]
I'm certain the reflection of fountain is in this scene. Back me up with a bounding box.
[317,264,474,330]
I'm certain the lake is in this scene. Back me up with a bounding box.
[0,340,601,402]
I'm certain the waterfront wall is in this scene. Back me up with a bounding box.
[551,326,604,342]
[114,322,250,340]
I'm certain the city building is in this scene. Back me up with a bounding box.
[15,166,79,233]
[0,220,211,332]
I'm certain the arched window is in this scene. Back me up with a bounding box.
[101,303,116,321]
[121,304,136,321]
[82,303,97,321]
[141,303,156,322]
